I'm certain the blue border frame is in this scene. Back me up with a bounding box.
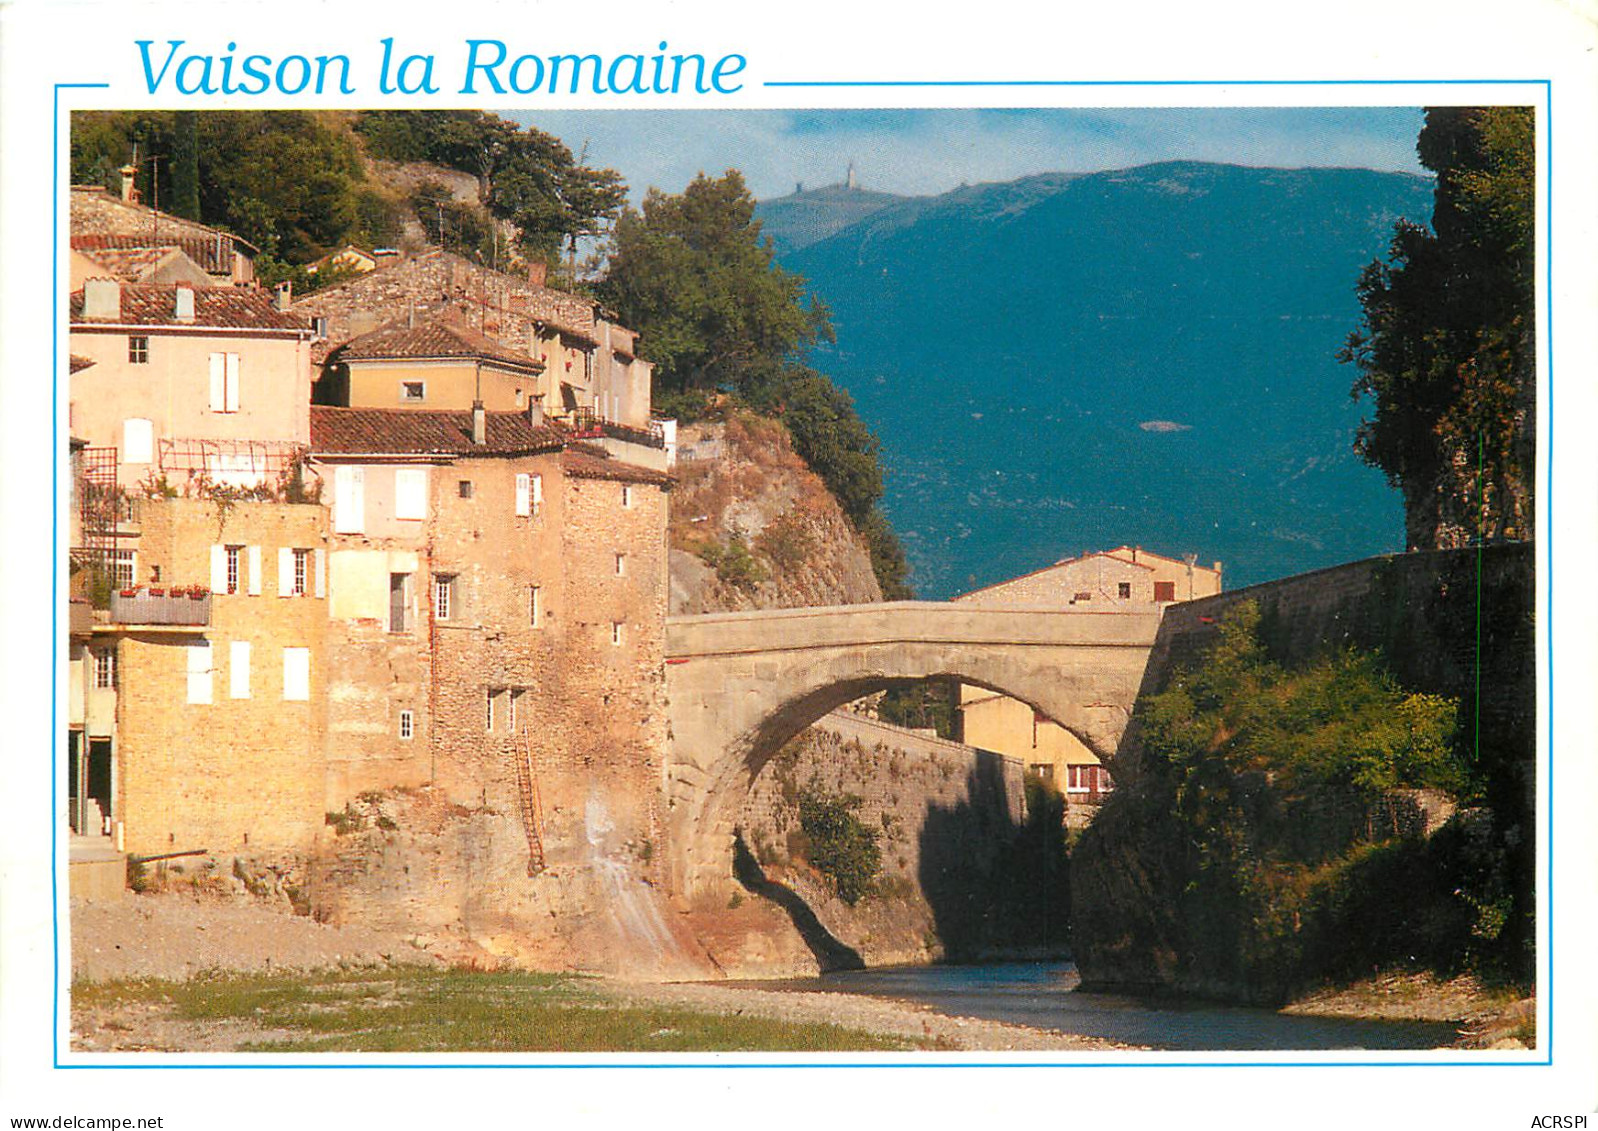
[51,78,1555,1071]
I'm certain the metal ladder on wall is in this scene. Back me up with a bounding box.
[513,727,547,876]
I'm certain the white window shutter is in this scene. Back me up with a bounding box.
[209,353,226,411]
[224,353,241,412]
[247,546,262,595]
[210,545,227,592]
[394,468,427,520]
[333,466,365,534]
[532,474,543,510]
[277,547,293,597]
[282,647,310,701]
[313,549,326,598]
[515,473,530,516]
[229,641,251,699]
[186,644,213,704]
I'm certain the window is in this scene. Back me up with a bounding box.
[485,689,495,732]
[122,418,153,465]
[282,647,310,702]
[621,485,633,508]
[208,352,241,413]
[611,621,624,647]
[1118,582,1132,599]
[615,553,626,576]
[515,472,542,517]
[292,549,310,596]
[225,545,242,595]
[401,381,426,402]
[458,480,474,499]
[127,335,149,364]
[389,573,410,632]
[186,643,213,705]
[93,648,115,690]
[310,316,329,340]
[229,640,251,700]
[1073,591,1092,602]
[1154,581,1177,603]
[529,585,541,628]
[399,709,414,740]
[110,549,136,589]
[434,574,455,621]
[394,468,428,520]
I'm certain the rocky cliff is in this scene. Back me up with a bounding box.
[668,413,882,615]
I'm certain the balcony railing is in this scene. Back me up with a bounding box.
[566,408,666,449]
[109,587,212,626]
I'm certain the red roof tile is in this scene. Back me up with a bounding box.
[310,406,566,456]
[561,449,674,487]
[337,319,544,372]
[69,283,307,332]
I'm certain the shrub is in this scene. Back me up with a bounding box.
[696,534,768,590]
[797,787,881,906]
[756,511,814,573]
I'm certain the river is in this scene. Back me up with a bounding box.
[743,961,1461,1050]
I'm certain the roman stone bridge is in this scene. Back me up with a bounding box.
[661,601,1161,900]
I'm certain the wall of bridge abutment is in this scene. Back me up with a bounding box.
[660,602,1161,901]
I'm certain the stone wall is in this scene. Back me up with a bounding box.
[115,498,328,856]
[718,711,1065,970]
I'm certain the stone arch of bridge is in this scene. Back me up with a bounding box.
[664,638,1140,902]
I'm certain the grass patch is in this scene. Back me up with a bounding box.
[79,967,911,1053]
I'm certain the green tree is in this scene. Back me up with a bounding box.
[1340,107,1535,549]
[601,170,911,598]
[599,170,831,395]
[170,111,200,220]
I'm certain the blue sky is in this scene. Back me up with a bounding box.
[508,107,1429,202]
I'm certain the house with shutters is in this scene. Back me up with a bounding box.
[66,494,330,857]
[68,278,313,495]
[952,547,1222,822]
[308,405,675,869]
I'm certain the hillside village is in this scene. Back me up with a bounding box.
[63,168,1221,967]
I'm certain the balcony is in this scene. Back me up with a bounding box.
[566,408,666,450]
[109,586,212,626]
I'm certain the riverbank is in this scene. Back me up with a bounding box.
[68,892,1131,1053]
[1282,972,1535,1050]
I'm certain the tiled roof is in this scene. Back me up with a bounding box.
[69,355,96,373]
[310,406,566,456]
[77,246,175,279]
[70,188,260,256]
[69,283,308,332]
[338,319,544,372]
[561,449,674,487]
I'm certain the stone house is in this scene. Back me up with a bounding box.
[68,279,313,492]
[953,547,1222,816]
[321,317,548,416]
[71,182,258,286]
[292,250,655,431]
[309,405,674,874]
[68,496,330,857]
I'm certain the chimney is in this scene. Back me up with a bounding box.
[526,394,545,427]
[526,260,547,287]
[174,285,195,323]
[274,281,292,311]
[82,278,121,321]
[471,400,486,446]
[119,164,138,202]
